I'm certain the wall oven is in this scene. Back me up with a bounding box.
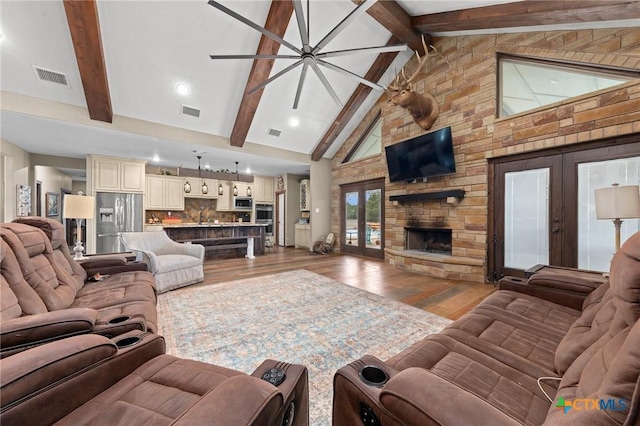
[256,204,274,236]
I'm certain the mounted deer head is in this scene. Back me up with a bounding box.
[387,36,439,130]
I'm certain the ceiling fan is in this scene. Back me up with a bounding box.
[207,0,408,109]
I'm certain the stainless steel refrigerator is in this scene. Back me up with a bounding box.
[96,192,143,253]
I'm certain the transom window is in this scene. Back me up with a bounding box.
[498,54,638,118]
[343,113,381,163]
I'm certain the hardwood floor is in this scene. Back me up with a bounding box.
[202,247,495,320]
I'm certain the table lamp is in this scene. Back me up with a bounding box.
[63,192,95,260]
[595,183,640,252]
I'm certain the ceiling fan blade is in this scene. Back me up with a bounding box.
[292,0,310,51]
[210,54,300,60]
[309,62,342,107]
[247,60,303,95]
[293,63,309,109]
[208,1,301,54]
[317,44,407,59]
[317,60,383,90]
[312,0,375,54]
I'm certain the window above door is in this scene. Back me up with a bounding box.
[497,54,638,118]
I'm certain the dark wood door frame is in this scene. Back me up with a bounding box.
[340,178,385,259]
[488,133,640,281]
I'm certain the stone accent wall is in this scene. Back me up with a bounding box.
[331,28,640,282]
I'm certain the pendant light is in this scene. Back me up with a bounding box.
[233,161,239,196]
[184,179,191,193]
[218,183,224,195]
[196,155,208,194]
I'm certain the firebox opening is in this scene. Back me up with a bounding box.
[405,227,452,255]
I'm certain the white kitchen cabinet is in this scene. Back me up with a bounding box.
[183,177,218,199]
[92,156,145,193]
[232,181,252,198]
[294,223,311,249]
[145,175,184,210]
[254,176,275,203]
[300,179,310,211]
[216,181,232,211]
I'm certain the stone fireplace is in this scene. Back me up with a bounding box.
[405,228,452,255]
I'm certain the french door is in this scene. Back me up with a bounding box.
[340,179,384,259]
[490,139,639,280]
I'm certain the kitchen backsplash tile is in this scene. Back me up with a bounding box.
[146,198,238,223]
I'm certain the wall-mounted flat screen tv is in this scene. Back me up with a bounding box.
[385,126,455,182]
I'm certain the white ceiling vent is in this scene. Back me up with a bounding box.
[33,66,69,86]
[267,128,282,137]
[181,105,201,118]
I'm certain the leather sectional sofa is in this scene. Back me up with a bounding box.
[333,232,640,425]
[0,217,310,425]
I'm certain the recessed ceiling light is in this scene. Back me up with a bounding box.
[176,83,190,95]
[205,163,210,169]
[152,154,160,162]
[245,167,251,174]
[289,117,300,127]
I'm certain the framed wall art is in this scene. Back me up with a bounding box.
[16,184,32,216]
[46,192,59,217]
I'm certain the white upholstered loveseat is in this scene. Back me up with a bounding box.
[120,231,204,294]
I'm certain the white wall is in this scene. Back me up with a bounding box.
[1,138,31,221]
[310,159,332,245]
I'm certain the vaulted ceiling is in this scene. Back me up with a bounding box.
[1,0,639,176]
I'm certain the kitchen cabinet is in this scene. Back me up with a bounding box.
[92,156,145,193]
[300,179,310,211]
[295,223,311,249]
[183,177,218,199]
[253,176,275,203]
[145,175,184,210]
[232,181,252,198]
[216,181,232,211]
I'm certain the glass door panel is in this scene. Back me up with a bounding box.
[345,191,359,247]
[504,168,550,269]
[365,189,382,250]
[577,156,640,271]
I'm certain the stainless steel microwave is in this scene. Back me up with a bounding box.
[234,197,253,210]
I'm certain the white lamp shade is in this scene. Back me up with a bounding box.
[63,195,95,219]
[595,185,640,219]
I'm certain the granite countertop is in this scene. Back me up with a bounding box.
[161,222,267,228]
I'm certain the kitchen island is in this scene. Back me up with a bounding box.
[162,223,267,259]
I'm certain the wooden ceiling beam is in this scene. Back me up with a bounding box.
[412,1,640,33]
[63,0,112,123]
[311,37,400,161]
[354,0,429,53]
[229,0,294,147]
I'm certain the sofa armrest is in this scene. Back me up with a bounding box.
[82,261,149,278]
[0,334,117,407]
[251,360,309,425]
[498,272,603,310]
[130,250,159,274]
[173,375,284,425]
[0,308,97,357]
[160,240,205,261]
[380,368,521,426]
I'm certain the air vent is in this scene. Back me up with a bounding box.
[267,128,282,137]
[33,66,69,86]
[181,105,201,118]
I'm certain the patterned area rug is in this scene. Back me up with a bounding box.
[157,270,451,425]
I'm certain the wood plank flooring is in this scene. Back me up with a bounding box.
[201,247,495,320]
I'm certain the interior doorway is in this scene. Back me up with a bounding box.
[276,191,285,246]
[340,178,384,259]
[489,136,639,281]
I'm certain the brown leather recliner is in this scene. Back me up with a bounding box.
[0,219,157,357]
[0,331,309,425]
[333,232,640,425]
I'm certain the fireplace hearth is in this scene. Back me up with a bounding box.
[405,227,452,255]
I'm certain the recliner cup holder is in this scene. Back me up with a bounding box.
[107,316,130,324]
[115,336,141,348]
[359,365,388,387]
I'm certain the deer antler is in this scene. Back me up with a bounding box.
[387,35,430,92]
